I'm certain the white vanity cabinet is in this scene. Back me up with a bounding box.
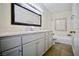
[22,33,45,44]
[0,35,22,56]
[45,32,49,51]
[45,36,49,51]
[0,30,53,56]
[22,32,45,56]
[23,38,45,56]
[35,38,45,56]
[23,41,37,56]
[0,35,21,52]
[48,32,53,48]
[45,31,53,52]
[2,46,22,56]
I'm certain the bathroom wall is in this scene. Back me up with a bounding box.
[51,11,72,36]
[0,3,52,33]
[51,11,73,45]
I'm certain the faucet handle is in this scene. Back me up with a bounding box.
[69,31,76,34]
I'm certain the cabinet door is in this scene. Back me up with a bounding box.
[49,33,53,48]
[23,41,36,56]
[47,34,50,49]
[2,46,22,56]
[45,35,49,51]
[0,36,21,52]
[36,38,45,56]
[45,32,53,52]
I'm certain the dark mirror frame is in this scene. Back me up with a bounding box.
[11,3,42,27]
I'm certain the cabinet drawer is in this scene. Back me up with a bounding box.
[2,46,22,56]
[0,36,21,52]
[22,33,45,44]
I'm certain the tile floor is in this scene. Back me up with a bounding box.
[43,42,74,56]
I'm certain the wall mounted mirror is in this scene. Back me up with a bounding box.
[11,3,42,27]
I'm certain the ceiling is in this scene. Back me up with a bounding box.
[41,3,72,13]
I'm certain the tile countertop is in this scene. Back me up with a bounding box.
[0,30,52,37]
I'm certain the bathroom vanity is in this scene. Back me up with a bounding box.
[0,30,53,56]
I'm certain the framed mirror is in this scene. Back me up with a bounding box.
[11,3,42,27]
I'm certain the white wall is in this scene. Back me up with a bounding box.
[0,3,52,33]
[52,11,72,36]
[51,11,72,45]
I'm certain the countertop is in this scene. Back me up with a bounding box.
[0,30,52,37]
